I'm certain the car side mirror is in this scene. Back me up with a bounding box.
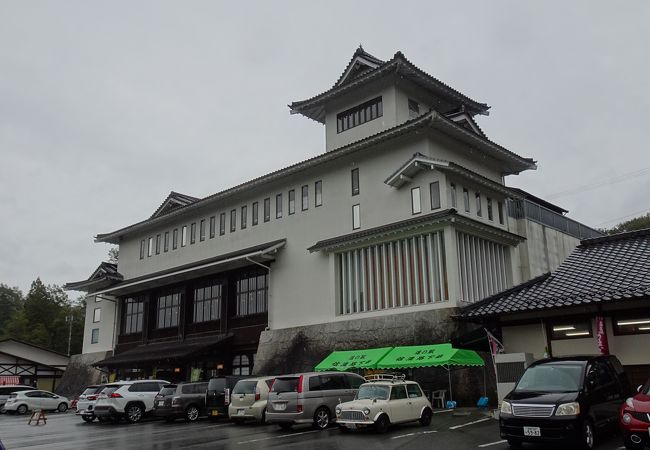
[637,385,643,393]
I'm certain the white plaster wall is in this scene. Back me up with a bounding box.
[325,82,397,151]
[82,295,117,354]
[114,128,519,330]
[502,324,547,360]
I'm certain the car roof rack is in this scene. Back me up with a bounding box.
[364,373,406,383]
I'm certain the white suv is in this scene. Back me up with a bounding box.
[335,375,433,433]
[94,380,169,424]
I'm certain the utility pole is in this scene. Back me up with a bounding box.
[66,314,73,356]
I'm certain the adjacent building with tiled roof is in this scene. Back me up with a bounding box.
[458,228,650,386]
[66,48,600,389]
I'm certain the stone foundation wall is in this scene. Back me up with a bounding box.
[55,351,112,398]
[254,308,496,406]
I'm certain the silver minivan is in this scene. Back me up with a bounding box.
[266,371,364,430]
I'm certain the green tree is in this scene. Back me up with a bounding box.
[0,284,23,331]
[603,213,650,235]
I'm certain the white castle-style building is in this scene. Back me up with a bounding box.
[65,47,600,384]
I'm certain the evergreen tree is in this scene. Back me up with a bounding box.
[0,284,22,331]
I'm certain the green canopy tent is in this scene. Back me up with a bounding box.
[375,344,485,402]
[314,347,393,372]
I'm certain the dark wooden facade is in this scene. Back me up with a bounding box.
[109,264,268,382]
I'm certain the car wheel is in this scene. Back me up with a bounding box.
[419,408,432,426]
[185,405,200,422]
[581,419,595,450]
[125,404,144,424]
[81,415,95,423]
[278,423,292,431]
[57,403,68,413]
[17,404,28,415]
[375,414,390,433]
[260,408,266,425]
[507,438,522,448]
[313,407,330,430]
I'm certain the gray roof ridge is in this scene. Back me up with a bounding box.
[579,227,650,247]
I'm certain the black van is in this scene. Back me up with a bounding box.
[205,376,243,419]
[499,355,631,449]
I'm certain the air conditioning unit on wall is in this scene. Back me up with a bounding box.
[495,353,535,405]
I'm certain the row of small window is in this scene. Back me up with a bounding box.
[337,97,383,133]
[140,182,323,259]
[121,273,269,334]
[449,183,505,225]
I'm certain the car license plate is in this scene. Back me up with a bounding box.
[524,426,541,437]
[211,410,218,416]
[157,401,164,407]
[274,403,286,411]
[237,409,245,416]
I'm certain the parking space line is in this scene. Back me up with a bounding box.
[478,439,506,447]
[449,417,491,430]
[391,430,437,439]
[432,409,454,414]
[237,429,326,444]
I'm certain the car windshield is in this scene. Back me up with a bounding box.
[232,381,257,395]
[81,387,97,395]
[159,385,177,396]
[271,378,299,393]
[516,363,584,392]
[356,385,390,400]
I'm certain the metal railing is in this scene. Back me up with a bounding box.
[507,199,602,240]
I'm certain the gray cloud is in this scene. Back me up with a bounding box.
[1,0,649,293]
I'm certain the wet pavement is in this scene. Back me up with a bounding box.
[0,409,627,449]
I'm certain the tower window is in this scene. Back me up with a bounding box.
[337,97,383,133]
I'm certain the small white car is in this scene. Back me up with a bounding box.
[93,380,169,424]
[3,390,70,415]
[228,376,275,424]
[335,375,432,433]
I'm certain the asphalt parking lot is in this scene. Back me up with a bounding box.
[0,409,628,450]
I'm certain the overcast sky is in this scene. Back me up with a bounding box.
[1,1,649,295]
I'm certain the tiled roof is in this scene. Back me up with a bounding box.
[150,191,199,219]
[308,209,525,253]
[94,334,232,367]
[459,228,650,319]
[333,46,385,87]
[290,50,490,123]
[64,262,124,292]
[384,152,526,198]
